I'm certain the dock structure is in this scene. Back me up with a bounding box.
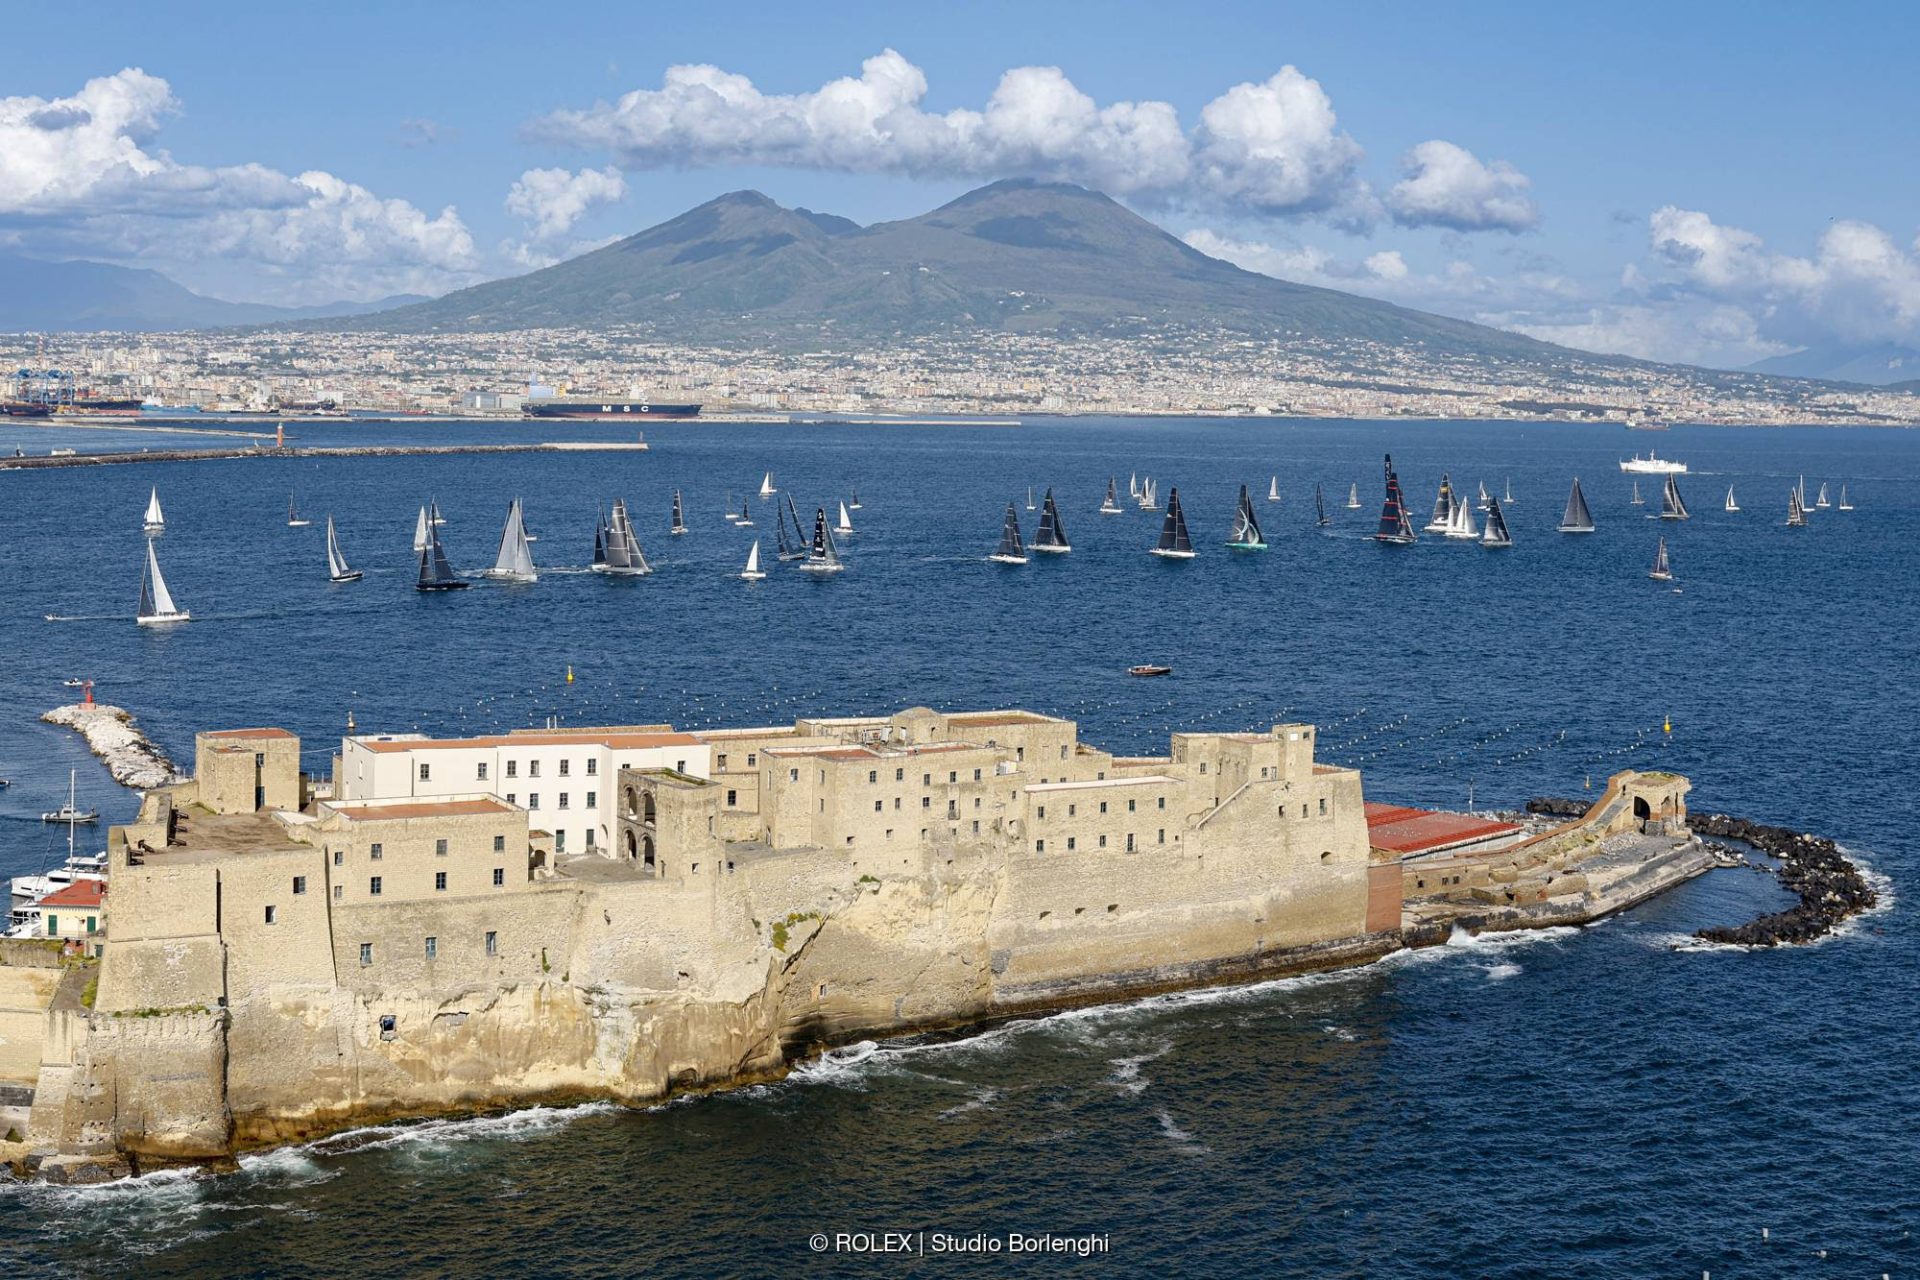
[0,441,649,471]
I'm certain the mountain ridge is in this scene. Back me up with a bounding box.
[0,254,425,333]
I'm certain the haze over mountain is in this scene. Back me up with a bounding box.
[0,255,424,333]
[328,180,1575,363]
[1745,340,1920,386]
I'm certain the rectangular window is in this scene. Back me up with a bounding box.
[727,789,738,806]
[586,791,597,809]
[868,769,878,784]
[369,842,383,859]
[477,762,489,781]
[493,867,505,887]
[529,760,541,778]
[1319,798,1328,816]
[1126,833,1136,852]
[922,796,931,809]
[1069,804,1077,817]
[264,905,277,925]
[559,759,571,778]
[1098,835,1107,848]
[425,936,437,960]
[485,930,498,956]
[293,875,307,895]
[333,850,343,866]
[972,820,980,834]
[369,876,382,896]
[1035,839,1046,853]
[1157,797,1166,810]
[1067,837,1077,851]
[507,793,516,805]
[676,760,686,773]
[435,871,447,891]
[586,758,598,776]
[528,793,540,810]
[1128,799,1136,812]
[923,773,931,786]
[1158,829,1166,844]
[585,829,596,849]
[949,771,957,784]
[895,768,904,782]
[419,762,431,782]
[255,752,265,768]
[874,800,882,812]
[555,830,566,850]
[973,768,982,782]
[333,885,343,900]
[745,754,755,768]
[493,834,506,852]
[435,838,448,857]
[359,942,373,966]
[506,760,518,778]
[789,769,799,783]
[558,793,570,810]
[1099,801,1108,814]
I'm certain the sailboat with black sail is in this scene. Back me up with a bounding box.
[989,502,1029,564]
[287,491,310,528]
[1424,474,1457,534]
[1032,488,1070,553]
[1559,478,1595,533]
[1480,496,1513,548]
[798,508,844,573]
[1100,477,1123,515]
[487,498,537,581]
[1151,488,1196,559]
[415,517,467,592]
[1373,455,1416,545]
[137,540,192,623]
[737,494,754,527]
[1226,484,1266,550]
[777,495,807,561]
[326,515,362,582]
[1660,473,1690,520]
[670,491,687,536]
[1315,483,1330,527]
[599,499,651,574]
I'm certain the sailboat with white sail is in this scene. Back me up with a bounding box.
[759,472,776,498]
[412,505,430,552]
[1137,477,1159,511]
[1346,482,1361,510]
[1786,487,1808,527]
[1838,485,1854,511]
[487,498,537,581]
[1503,478,1516,504]
[597,499,652,575]
[1796,476,1810,513]
[1815,482,1830,509]
[1444,492,1479,540]
[415,515,468,592]
[137,539,191,624]
[798,508,844,573]
[1649,537,1673,581]
[326,515,362,582]
[670,491,687,535]
[740,540,765,580]
[287,491,310,527]
[428,500,446,526]
[1100,477,1123,515]
[1373,456,1416,545]
[1026,486,1036,512]
[1480,496,1513,548]
[143,488,165,535]
[1150,488,1196,559]
[1226,484,1267,550]
[834,501,855,536]
[1424,475,1457,534]
[1267,476,1281,503]
[724,492,740,523]
[1559,478,1595,533]
[1659,473,1690,520]
[1630,480,1645,506]
[1032,488,1070,554]
[989,503,1029,565]
[1724,485,1740,513]
[1128,472,1139,500]
[1476,480,1491,510]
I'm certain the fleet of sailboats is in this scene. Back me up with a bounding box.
[137,539,191,624]
[1559,478,1595,533]
[1031,488,1070,553]
[1225,484,1266,550]
[325,515,362,582]
[1150,488,1195,558]
[989,502,1029,565]
[487,497,537,581]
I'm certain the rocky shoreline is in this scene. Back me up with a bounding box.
[1687,813,1880,946]
[40,703,178,790]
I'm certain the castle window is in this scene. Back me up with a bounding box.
[559,759,571,777]
[506,761,518,778]
[949,771,957,784]
[972,769,981,782]
[1302,804,1309,819]
[477,762,489,781]
[1200,762,1208,775]
[1128,799,1136,812]
[333,850,342,866]
[528,793,540,810]
[893,797,901,810]
[1126,834,1135,852]
[1068,804,1076,817]
[1157,798,1165,810]
[1319,798,1328,816]
[1035,839,1046,853]
[1098,835,1107,848]
[790,769,799,783]
[922,796,931,809]
[972,820,979,834]
[895,768,904,782]
[586,758,598,776]
[1059,746,1067,759]
[586,791,597,809]
[369,842,383,860]
[435,872,447,891]
[264,905,277,925]
[293,876,307,895]
[419,763,431,782]
[559,793,570,810]
[1067,837,1076,851]
[1099,801,1107,814]
[493,868,505,887]
[425,936,437,960]
[333,885,342,900]
[369,876,382,896]
[727,789,738,806]
[528,761,541,778]
[359,943,373,966]
[493,834,505,852]
[1158,829,1166,844]
[745,754,755,768]
[485,930,498,956]
[874,801,883,812]
[1017,747,1024,762]
[507,794,516,805]
[869,770,878,784]
[555,830,566,851]
[255,753,265,768]
[435,838,448,856]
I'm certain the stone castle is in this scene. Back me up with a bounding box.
[9,706,1694,1178]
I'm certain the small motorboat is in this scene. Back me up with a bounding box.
[62,678,84,688]
[1128,664,1172,678]
[41,805,98,824]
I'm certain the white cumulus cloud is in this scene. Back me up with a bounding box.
[0,69,477,303]
[506,166,628,241]
[1385,140,1538,232]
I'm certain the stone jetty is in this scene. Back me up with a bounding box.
[1688,813,1879,946]
[0,441,648,472]
[40,703,178,790]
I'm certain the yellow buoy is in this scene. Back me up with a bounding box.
[1663,714,1672,735]
[566,666,575,684]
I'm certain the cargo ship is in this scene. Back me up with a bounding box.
[524,399,701,421]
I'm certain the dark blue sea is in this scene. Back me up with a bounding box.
[0,416,1911,1278]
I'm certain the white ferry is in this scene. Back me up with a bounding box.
[1619,451,1688,474]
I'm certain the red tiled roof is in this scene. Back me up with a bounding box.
[38,881,105,908]
[1365,802,1519,855]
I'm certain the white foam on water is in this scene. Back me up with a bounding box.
[1105,1043,1172,1096]
[1320,1024,1358,1042]
[1482,962,1522,981]
[1153,1107,1208,1156]
[936,1087,1003,1120]
[298,1100,620,1157]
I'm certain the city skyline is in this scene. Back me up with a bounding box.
[2,2,1918,373]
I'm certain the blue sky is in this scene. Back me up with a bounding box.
[4,1,1916,367]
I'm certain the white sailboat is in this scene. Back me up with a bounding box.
[1815,482,1831,509]
[1026,485,1036,512]
[286,491,311,527]
[326,515,362,582]
[834,501,854,536]
[1138,477,1159,511]
[1724,485,1740,513]
[1099,477,1123,515]
[740,540,765,580]
[1128,472,1140,500]
[137,539,190,625]
[1345,483,1361,509]
[142,487,165,534]
[1267,476,1280,503]
[723,491,740,523]
[1838,485,1854,511]
[412,505,430,552]
[1476,480,1491,509]
[1630,480,1644,506]
[487,497,537,581]
[1503,478,1516,504]
[758,472,776,498]
[1786,487,1808,527]
[1649,537,1673,581]
[1444,494,1479,540]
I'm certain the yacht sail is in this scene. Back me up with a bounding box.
[1477,481,1491,509]
[412,505,430,552]
[137,539,191,623]
[287,491,310,527]
[1100,476,1122,515]
[1032,488,1070,553]
[603,499,651,574]
[1446,493,1479,540]
[1786,487,1807,527]
[1660,473,1690,520]
[1026,486,1036,512]
[428,500,446,526]
[835,501,854,535]
[488,497,537,581]
[1226,484,1266,550]
[741,540,765,580]
[798,508,844,573]
[759,472,775,498]
[849,490,862,510]
[990,502,1029,564]
[1346,482,1361,509]
[1151,487,1196,558]
[1838,485,1854,511]
[1724,485,1740,513]
[1373,455,1417,545]
[1630,480,1644,505]
[1649,537,1672,581]
[1128,472,1139,500]
[1267,476,1280,503]
[1816,482,1830,509]
[1138,477,1158,511]
[592,506,608,570]
[1480,496,1513,548]
[1504,478,1516,504]
[737,494,754,527]
[1425,474,1457,534]
[1559,478,1595,532]
[416,518,468,592]
[326,515,362,582]
[1315,483,1329,527]
[670,491,687,535]
[778,495,807,560]
[143,488,165,534]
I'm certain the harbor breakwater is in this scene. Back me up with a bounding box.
[0,441,648,471]
[40,703,178,789]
